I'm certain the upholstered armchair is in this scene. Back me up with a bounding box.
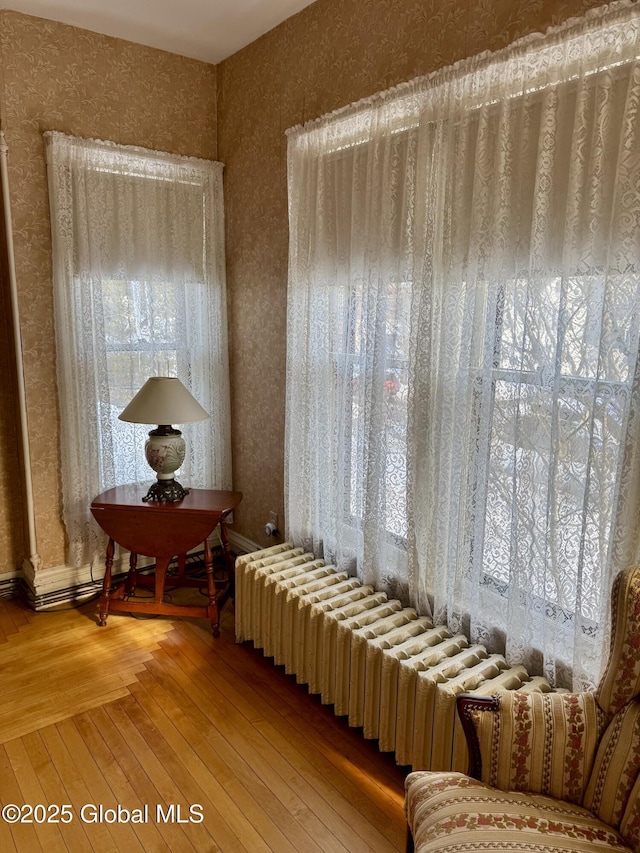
[405,565,640,852]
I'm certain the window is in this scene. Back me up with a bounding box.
[334,279,411,543]
[286,3,640,688]
[102,276,193,485]
[46,133,231,567]
[475,275,632,629]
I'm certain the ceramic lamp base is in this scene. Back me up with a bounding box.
[142,426,188,503]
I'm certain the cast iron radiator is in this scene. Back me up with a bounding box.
[235,543,555,771]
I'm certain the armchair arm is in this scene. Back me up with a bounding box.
[457,693,500,779]
[456,690,607,805]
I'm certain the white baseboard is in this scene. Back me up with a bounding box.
[13,532,260,608]
[23,556,101,596]
[23,551,155,608]
[228,530,260,555]
[0,567,21,598]
[0,568,21,582]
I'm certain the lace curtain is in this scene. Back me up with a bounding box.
[286,0,640,689]
[46,133,232,568]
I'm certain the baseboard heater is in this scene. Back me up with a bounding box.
[235,543,555,771]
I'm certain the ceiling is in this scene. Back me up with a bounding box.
[2,0,318,63]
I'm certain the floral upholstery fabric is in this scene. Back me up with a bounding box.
[472,691,607,805]
[621,774,640,851]
[405,772,632,852]
[584,700,640,835]
[405,566,640,852]
[596,566,640,717]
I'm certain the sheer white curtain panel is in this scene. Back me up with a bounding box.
[46,133,231,568]
[286,0,640,688]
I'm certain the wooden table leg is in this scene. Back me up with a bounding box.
[204,536,220,637]
[125,551,138,594]
[154,556,170,605]
[98,537,115,626]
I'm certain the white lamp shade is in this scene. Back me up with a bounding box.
[118,376,209,425]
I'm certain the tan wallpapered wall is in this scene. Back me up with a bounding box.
[0,10,217,571]
[217,0,613,548]
[0,0,617,572]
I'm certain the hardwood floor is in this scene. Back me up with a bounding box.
[0,594,407,851]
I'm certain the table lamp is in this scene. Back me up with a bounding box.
[118,376,209,503]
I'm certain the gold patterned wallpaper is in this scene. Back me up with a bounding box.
[0,0,616,574]
[217,0,613,548]
[0,10,216,571]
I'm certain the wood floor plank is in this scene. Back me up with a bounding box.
[55,716,168,853]
[141,651,346,852]
[0,687,132,744]
[141,654,330,853]
[0,745,44,853]
[127,676,270,853]
[21,730,95,852]
[38,724,122,853]
[105,697,247,853]
[0,666,145,710]
[0,815,17,853]
[0,605,177,744]
[162,625,404,850]
[0,748,19,852]
[76,708,197,853]
[182,618,406,801]
[149,639,359,852]
[181,618,406,791]
[0,596,407,851]
[136,664,308,853]
[3,738,68,853]
[4,597,30,629]
[0,639,166,685]
[0,617,172,665]
[0,603,18,643]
